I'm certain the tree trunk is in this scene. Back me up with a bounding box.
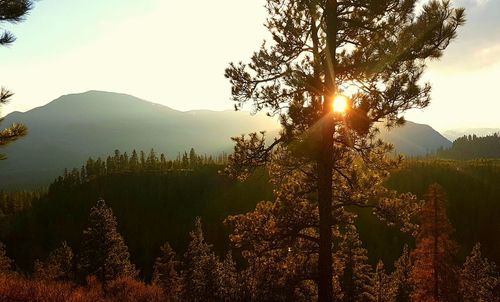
[318,2,337,302]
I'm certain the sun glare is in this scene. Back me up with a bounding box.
[332,95,349,114]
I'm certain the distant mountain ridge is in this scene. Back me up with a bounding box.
[0,91,450,188]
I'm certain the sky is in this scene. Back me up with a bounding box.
[0,0,499,131]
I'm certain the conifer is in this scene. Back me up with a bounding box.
[78,199,136,285]
[410,184,459,302]
[0,242,12,273]
[152,242,182,300]
[34,241,74,281]
[0,1,32,159]
[460,243,499,302]
[391,245,413,302]
[183,217,219,302]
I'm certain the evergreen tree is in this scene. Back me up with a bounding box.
[410,184,459,302]
[0,1,33,160]
[225,1,465,300]
[215,251,241,301]
[371,261,392,302]
[460,243,499,302]
[152,242,182,300]
[78,199,136,285]
[337,226,373,302]
[183,217,219,302]
[33,241,74,281]
[391,245,413,302]
[0,242,12,273]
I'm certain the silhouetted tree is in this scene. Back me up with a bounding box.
[78,200,136,285]
[410,184,459,302]
[0,0,33,160]
[183,218,218,302]
[460,243,499,302]
[34,241,74,281]
[152,242,182,300]
[225,1,465,300]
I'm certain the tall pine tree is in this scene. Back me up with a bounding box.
[152,242,183,300]
[460,243,499,302]
[78,199,136,285]
[410,184,459,302]
[225,1,465,300]
[183,217,219,302]
[0,0,32,160]
[391,245,413,302]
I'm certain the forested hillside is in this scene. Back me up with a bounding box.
[435,133,500,159]
[1,155,499,281]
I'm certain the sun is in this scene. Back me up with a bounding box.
[332,95,349,114]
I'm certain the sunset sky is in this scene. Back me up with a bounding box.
[0,0,498,131]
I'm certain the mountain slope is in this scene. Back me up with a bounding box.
[378,121,452,156]
[0,91,450,188]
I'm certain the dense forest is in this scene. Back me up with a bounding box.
[0,151,498,300]
[434,133,500,159]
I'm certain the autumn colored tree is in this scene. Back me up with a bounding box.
[225,1,464,300]
[152,242,182,300]
[391,245,413,302]
[0,241,12,273]
[0,0,32,160]
[182,217,219,302]
[78,200,136,285]
[410,184,459,302]
[460,243,499,302]
[34,241,74,281]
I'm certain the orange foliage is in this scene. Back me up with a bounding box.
[0,274,166,302]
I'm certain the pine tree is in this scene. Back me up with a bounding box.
[391,245,413,302]
[337,226,374,302]
[460,243,499,302]
[215,251,241,301]
[0,1,33,160]
[0,242,12,273]
[183,217,219,302]
[33,241,74,281]
[225,1,465,300]
[410,184,459,302]
[78,199,136,285]
[371,260,392,302]
[152,242,182,300]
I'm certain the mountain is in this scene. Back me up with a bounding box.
[378,121,452,157]
[0,91,450,189]
[443,128,500,141]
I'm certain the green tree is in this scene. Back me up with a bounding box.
[183,217,219,302]
[33,241,74,281]
[460,243,499,302]
[0,0,33,160]
[152,242,182,300]
[225,1,464,301]
[0,241,12,273]
[78,199,136,285]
